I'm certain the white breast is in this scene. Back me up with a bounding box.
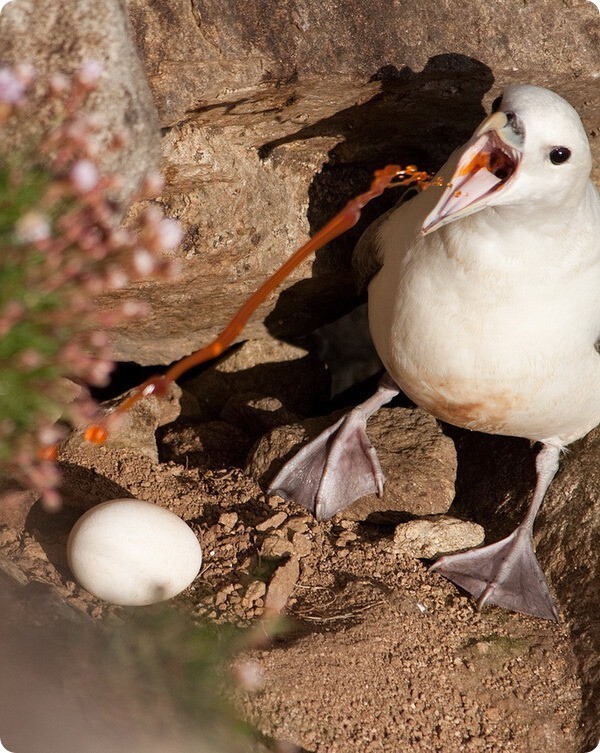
[367,192,600,446]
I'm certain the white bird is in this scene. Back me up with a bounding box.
[269,84,600,621]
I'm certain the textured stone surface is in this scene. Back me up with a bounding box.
[90,0,600,364]
[392,516,485,559]
[63,382,182,464]
[264,555,300,613]
[247,406,457,521]
[159,420,252,470]
[127,0,600,129]
[0,486,38,531]
[537,427,600,749]
[445,425,600,749]
[0,0,161,203]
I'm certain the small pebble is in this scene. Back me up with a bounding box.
[260,534,295,559]
[265,556,300,612]
[392,516,485,559]
[219,512,239,532]
[256,511,288,531]
[286,517,309,533]
[291,532,312,558]
[244,580,267,604]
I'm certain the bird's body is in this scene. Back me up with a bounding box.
[368,178,600,445]
[270,84,600,620]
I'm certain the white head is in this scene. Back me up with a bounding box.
[422,84,593,234]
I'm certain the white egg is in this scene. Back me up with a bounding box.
[67,498,202,606]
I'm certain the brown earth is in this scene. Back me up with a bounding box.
[0,343,596,753]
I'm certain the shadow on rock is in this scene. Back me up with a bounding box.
[442,427,536,538]
[263,53,494,340]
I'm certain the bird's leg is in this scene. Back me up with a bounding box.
[267,374,399,521]
[431,443,560,621]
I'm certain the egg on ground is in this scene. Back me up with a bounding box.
[67,498,202,606]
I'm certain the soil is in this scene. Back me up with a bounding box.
[0,398,589,753]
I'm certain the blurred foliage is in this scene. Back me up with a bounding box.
[0,63,179,506]
[0,567,276,753]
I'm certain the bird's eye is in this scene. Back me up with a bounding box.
[549,147,571,165]
[491,96,502,113]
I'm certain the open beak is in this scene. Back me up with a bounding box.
[422,111,523,235]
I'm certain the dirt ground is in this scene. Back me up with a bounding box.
[0,395,590,753]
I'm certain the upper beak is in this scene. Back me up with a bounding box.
[421,111,523,235]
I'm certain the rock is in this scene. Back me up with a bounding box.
[62,382,182,464]
[247,406,457,521]
[391,516,485,559]
[214,587,231,606]
[538,426,600,745]
[335,531,358,548]
[291,532,312,559]
[86,0,600,365]
[183,339,329,420]
[243,580,267,606]
[0,553,29,587]
[286,517,310,533]
[177,389,204,421]
[260,535,295,560]
[45,380,88,425]
[0,0,160,203]
[256,512,289,532]
[0,485,38,531]
[127,0,600,130]
[265,556,300,613]
[218,512,239,532]
[246,423,307,489]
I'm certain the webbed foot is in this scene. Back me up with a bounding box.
[268,411,384,520]
[431,528,559,621]
[268,375,399,520]
[431,443,561,621]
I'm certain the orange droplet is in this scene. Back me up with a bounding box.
[37,444,58,461]
[458,152,490,177]
[85,425,109,444]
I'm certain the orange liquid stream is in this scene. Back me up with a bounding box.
[85,164,432,444]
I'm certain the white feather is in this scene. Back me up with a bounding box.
[367,85,600,447]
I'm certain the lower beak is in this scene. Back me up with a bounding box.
[422,112,523,235]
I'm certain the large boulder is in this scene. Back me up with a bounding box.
[3,1,598,364]
[0,0,161,203]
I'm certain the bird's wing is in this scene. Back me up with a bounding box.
[352,189,417,294]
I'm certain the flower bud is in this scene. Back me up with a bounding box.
[154,218,184,252]
[69,159,100,193]
[0,67,25,103]
[15,211,51,244]
[76,60,104,89]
